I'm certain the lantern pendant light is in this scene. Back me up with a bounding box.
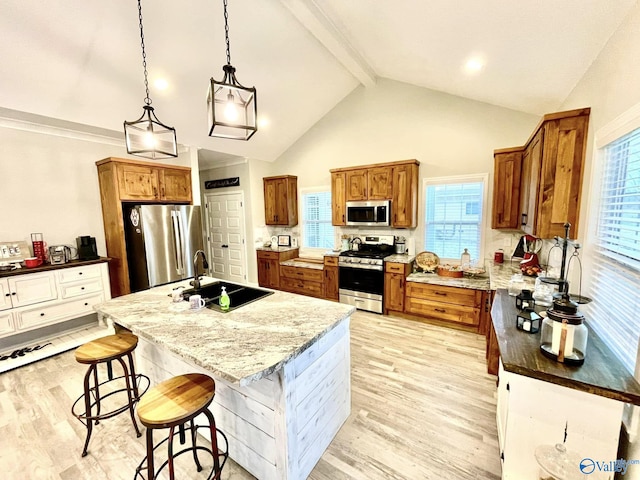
[124,0,177,159]
[207,0,257,140]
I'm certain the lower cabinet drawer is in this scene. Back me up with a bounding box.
[60,278,103,299]
[406,282,482,308]
[0,311,16,337]
[280,277,324,297]
[57,264,102,283]
[280,265,324,283]
[17,294,104,330]
[405,297,480,326]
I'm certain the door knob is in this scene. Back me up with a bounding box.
[221,244,229,248]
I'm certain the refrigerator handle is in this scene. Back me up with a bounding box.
[177,211,187,276]
[171,211,183,275]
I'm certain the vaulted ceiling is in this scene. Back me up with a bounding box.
[0,0,635,163]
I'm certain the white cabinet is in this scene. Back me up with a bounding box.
[0,262,111,340]
[0,311,15,336]
[497,360,622,479]
[6,273,57,308]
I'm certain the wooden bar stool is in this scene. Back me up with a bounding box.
[71,333,149,457]
[135,373,228,480]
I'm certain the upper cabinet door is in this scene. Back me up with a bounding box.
[346,170,368,201]
[368,167,393,200]
[520,129,543,235]
[160,168,192,202]
[491,149,523,229]
[263,176,298,226]
[116,163,160,201]
[331,172,347,226]
[391,163,419,228]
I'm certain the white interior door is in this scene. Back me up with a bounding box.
[204,192,247,283]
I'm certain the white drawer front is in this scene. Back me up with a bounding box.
[0,311,16,337]
[17,294,104,331]
[60,278,103,299]
[57,265,102,284]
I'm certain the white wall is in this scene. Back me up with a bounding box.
[559,3,640,473]
[268,78,539,259]
[0,125,191,258]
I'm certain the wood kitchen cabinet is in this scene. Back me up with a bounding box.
[331,172,347,226]
[492,108,590,238]
[280,264,325,298]
[330,159,420,228]
[323,256,339,301]
[96,157,193,297]
[383,261,410,314]
[256,249,299,289]
[491,148,523,229]
[405,282,484,329]
[263,175,298,226]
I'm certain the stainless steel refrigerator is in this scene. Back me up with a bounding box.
[123,204,204,292]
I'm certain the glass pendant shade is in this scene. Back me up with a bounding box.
[208,65,257,140]
[124,105,178,159]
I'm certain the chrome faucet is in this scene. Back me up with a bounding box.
[191,250,209,290]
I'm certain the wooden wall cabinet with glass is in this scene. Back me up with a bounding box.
[263,175,298,226]
[383,262,410,315]
[323,256,339,301]
[330,159,420,228]
[491,148,523,229]
[96,157,193,297]
[256,249,299,289]
[492,108,590,238]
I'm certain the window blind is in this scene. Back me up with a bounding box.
[424,180,484,260]
[587,126,640,373]
[302,191,334,249]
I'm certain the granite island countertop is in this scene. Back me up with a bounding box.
[94,277,355,387]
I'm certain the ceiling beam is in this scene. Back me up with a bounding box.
[279,0,376,87]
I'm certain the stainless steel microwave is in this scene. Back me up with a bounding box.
[346,200,390,226]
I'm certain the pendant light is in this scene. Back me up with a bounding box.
[207,0,257,140]
[124,0,178,159]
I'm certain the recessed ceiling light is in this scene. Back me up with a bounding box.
[464,57,484,74]
[154,78,169,91]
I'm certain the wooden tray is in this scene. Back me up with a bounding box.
[436,266,463,278]
[415,251,439,272]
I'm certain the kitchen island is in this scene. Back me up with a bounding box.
[94,277,355,480]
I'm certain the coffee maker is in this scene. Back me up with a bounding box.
[77,236,99,260]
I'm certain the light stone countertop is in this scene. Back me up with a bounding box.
[94,277,355,387]
[384,254,416,264]
[407,272,491,290]
[255,246,299,253]
[488,261,537,290]
[279,259,323,270]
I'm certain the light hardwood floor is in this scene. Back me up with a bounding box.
[0,311,501,479]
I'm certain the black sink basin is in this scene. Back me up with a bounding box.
[182,281,273,313]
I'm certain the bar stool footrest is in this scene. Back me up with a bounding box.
[72,374,150,426]
[134,425,229,480]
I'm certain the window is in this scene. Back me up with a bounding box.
[301,189,335,251]
[586,123,640,373]
[423,175,487,261]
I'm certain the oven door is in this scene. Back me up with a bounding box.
[339,265,384,296]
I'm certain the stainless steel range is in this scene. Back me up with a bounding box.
[339,234,394,314]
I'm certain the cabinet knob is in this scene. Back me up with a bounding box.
[79,272,83,275]
[11,292,16,296]
[4,293,9,297]
[40,313,45,317]
[81,287,85,290]
[342,214,345,222]
[435,308,445,313]
[84,302,89,306]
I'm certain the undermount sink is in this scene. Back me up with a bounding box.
[182,281,273,313]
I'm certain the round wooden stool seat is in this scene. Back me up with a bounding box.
[138,374,216,429]
[75,333,138,364]
[135,373,228,480]
[71,333,149,457]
